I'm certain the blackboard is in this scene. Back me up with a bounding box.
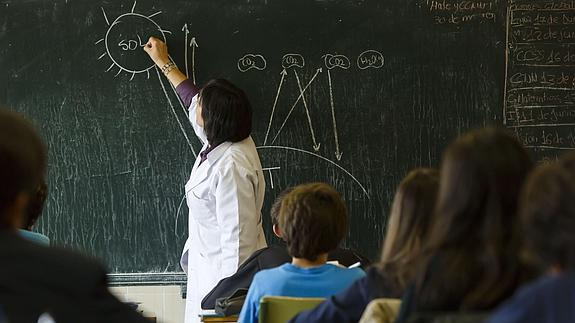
[0,0,530,282]
[505,0,575,162]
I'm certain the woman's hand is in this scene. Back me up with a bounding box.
[143,37,170,67]
[143,36,189,88]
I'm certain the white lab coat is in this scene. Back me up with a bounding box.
[181,94,267,323]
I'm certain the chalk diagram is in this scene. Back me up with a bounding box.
[96,3,385,237]
[97,2,198,158]
[243,50,384,195]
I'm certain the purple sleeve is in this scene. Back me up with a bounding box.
[175,79,200,108]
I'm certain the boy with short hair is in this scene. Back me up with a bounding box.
[238,183,365,323]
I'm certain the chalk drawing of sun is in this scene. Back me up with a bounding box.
[96,1,171,80]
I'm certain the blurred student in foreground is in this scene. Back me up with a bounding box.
[396,128,533,322]
[18,181,49,245]
[0,108,148,323]
[488,158,575,323]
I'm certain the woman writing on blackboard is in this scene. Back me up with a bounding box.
[144,37,267,323]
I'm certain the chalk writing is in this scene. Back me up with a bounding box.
[513,126,575,149]
[357,50,385,69]
[426,0,497,25]
[237,54,267,72]
[282,54,305,69]
[505,0,575,157]
[99,9,167,75]
[323,54,351,70]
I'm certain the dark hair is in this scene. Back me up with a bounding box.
[559,151,575,175]
[200,79,252,147]
[521,162,575,270]
[279,183,347,261]
[379,168,439,291]
[415,128,532,310]
[23,181,48,229]
[0,109,46,229]
[270,187,295,226]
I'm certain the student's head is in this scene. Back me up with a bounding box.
[0,109,46,231]
[278,183,347,262]
[198,79,252,147]
[269,187,295,238]
[23,181,48,230]
[559,150,575,174]
[379,168,439,290]
[417,128,532,309]
[520,162,575,271]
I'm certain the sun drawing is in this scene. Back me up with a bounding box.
[95,1,171,80]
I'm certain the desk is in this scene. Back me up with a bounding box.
[201,316,237,322]
[200,310,237,322]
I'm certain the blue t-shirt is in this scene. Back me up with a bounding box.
[487,272,575,323]
[238,263,365,323]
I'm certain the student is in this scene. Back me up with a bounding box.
[237,183,366,323]
[18,181,50,245]
[487,161,575,323]
[290,168,439,323]
[0,109,148,323]
[202,187,370,309]
[144,37,267,323]
[396,128,533,322]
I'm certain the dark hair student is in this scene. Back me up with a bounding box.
[379,168,440,291]
[396,128,533,322]
[238,182,365,323]
[0,109,46,230]
[290,168,439,323]
[279,182,348,261]
[24,181,48,230]
[486,158,575,323]
[520,162,575,271]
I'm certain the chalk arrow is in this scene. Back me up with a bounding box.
[294,70,321,151]
[182,24,190,78]
[264,69,288,145]
[190,37,198,85]
[190,36,198,48]
[328,69,343,161]
[272,67,323,144]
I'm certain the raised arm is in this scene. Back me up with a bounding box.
[143,37,199,107]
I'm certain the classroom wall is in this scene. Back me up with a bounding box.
[110,286,185,323]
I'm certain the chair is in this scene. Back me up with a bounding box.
[258,296,325,323]
[359,298,402,323]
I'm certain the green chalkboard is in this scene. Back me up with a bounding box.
[0,0,509,281]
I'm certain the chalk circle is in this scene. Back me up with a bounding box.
[105,13,167,74]
[237,54,267,72]
[257,145,369,198]
[357,50,384,70]
[282,54,305,69]
[323,54,351,70]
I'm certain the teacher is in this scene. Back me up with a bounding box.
[144,37,267,323]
